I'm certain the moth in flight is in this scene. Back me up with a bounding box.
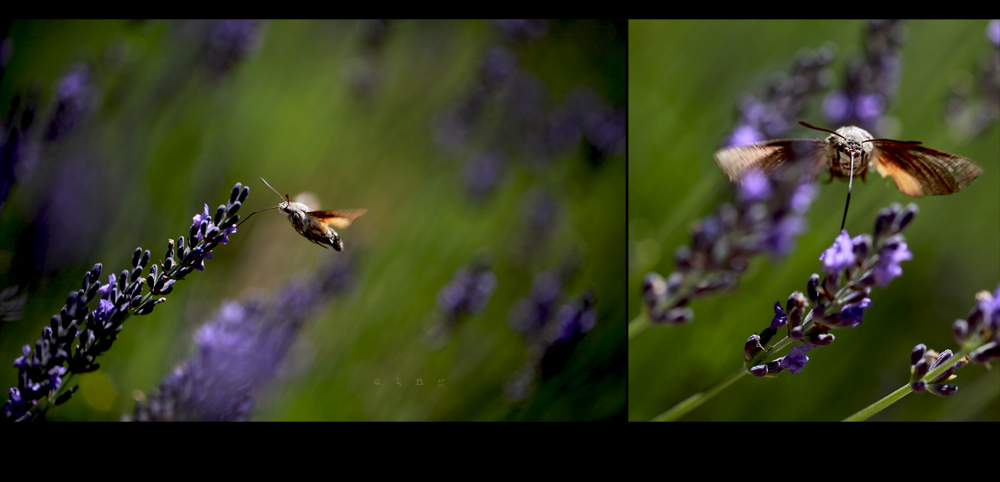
[715,121,982,229]
[239,178,366,251]
[715,121,982,197]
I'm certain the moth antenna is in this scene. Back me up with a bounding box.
[798,121,845,139]
[236,205,281,228]
[259,178,287,203]
[864,138,922,145]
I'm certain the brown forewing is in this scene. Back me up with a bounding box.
[870,141,983,197]
[308,209,367,229]
[715,139,827,183]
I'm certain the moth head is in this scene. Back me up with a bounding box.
[831,126,874,159]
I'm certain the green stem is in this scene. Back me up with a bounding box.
[843,347,971,422]
[652,366,747,421]
[628,314,649,340]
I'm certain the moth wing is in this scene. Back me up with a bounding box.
[870,141,983,197]
[714,139,826,183]
[308,209,367,229]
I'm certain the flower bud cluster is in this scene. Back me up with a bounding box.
[944,20,1000,138]
[643,163,817,326]
[823,20,905,132]
[745,203,917,377]
[908,344,963,397]
[3,182,248,421]
[725,45,835,147]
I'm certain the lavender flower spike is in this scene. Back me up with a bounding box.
[3,182,248,421]
[743,203,918,377]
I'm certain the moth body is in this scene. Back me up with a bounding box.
[279,200,345,251]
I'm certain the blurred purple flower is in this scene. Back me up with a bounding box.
[723,46,835,147]
[45,64,92,141]
[437,260,498,325]
[872,239,912,287]
[727,124,765,148]
[462,152,504,201]
[131,257,354,421]
[494,19,549,43]
[738,170,771,204]
[823,20,904,131]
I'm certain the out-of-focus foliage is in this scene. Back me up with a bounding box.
[630,20,999,421]
[0,19,625,421]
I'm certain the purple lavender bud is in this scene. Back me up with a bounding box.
[662,307,693,324]
[927,384,958,397]
[780,344,810,374]
[238,186,249,203]
[770,301,787,329]
[910,343,927,367]
[213,205,226,225]
[674,245,694,273]
[910,380,926,393]
[930,349,954,370]
[758,326,777,347]
[135,298,166,316]
[806,331,834,346]
[840,287,870,306]
[970,341,1000,364]
[763,360,784,376]
[745,333,763,362]
[820,230,856,274]
[642,272,666,309]
[852,233,872,261]
[987,20,1000,47]
[892,203,918,233]
[807,273,820,303]
[786,291,808,328]
[839,297,873,329]
[912,357,929,380]
[54,385,77,406]
[132,247,142,268]
[822,273,839,300]
[857,270,877,287]
[952,319,969,344]
[749,365,769,377]
[873,205,898,239]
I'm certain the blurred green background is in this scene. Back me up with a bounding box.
[629,20,999,421]
[0,20,625,420]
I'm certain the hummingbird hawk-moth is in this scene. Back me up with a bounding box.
[239,178,366,251]
[715,121,983,198]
